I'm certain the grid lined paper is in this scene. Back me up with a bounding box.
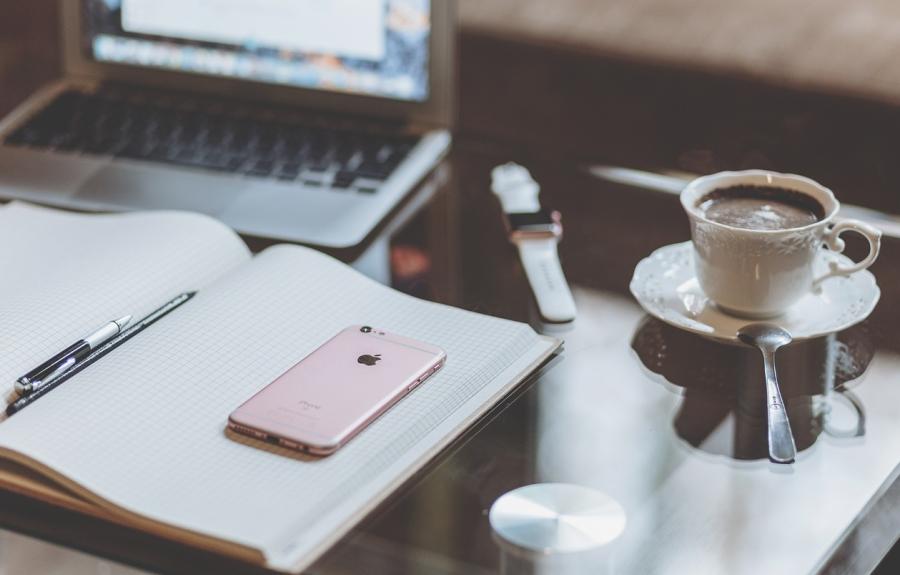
[0,202,251,400]
[0,240,552,569]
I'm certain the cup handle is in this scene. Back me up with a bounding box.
[823,388,866,439]
[813,219,882,287]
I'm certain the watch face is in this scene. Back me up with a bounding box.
[507,209,562,239]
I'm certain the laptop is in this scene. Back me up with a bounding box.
[0,0,453,249]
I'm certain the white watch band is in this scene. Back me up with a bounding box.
[515,238,577,322]
[491,163,576,323]
[494,179,541,213]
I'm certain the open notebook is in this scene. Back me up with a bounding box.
[0,202,559,572]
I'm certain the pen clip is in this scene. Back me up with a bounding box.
[30,356,78,393]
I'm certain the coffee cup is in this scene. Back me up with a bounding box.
[680,170,881,318]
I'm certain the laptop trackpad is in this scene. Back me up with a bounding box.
[74,163,244,215]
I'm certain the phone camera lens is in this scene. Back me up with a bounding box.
[361,326,372,333]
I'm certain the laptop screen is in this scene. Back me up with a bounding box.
[82,0,431,102]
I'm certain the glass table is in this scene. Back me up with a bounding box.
[2,148,899,574]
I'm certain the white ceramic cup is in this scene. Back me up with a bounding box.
[680,170,881,318]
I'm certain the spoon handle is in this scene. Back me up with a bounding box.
[760,348,797,463]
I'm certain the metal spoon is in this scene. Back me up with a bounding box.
[736,323,797,464]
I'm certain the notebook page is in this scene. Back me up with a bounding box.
[0,202,250,399]
[0,244,554,568]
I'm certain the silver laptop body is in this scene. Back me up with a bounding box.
[0,0,454,249]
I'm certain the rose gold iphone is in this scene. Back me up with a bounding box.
[228,325,446,455]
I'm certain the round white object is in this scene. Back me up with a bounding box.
[488,483,627,553]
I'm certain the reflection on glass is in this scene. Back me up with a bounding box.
[631,317,873,461]
[495,537,613,575]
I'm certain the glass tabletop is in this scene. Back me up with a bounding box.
[1,149,898,575]
[311,150,900,575]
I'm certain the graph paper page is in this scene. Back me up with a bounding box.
[0,244,554,569]
[0,202,251,400]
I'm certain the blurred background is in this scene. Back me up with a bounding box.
[4,1,900,215]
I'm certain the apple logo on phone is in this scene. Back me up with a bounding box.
[357,353,381,366]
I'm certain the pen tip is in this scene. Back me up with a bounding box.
[115,315,133,329]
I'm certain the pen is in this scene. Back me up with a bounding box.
[15,315,132,396]
[27,356,78,393]
[6,292,196,416]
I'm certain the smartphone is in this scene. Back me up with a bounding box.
[228,325,446,455]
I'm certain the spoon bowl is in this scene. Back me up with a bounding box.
[737,323,793,350]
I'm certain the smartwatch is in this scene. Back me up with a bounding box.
[491,163,576,323]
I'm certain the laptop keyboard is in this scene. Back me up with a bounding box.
[3,89,417,193]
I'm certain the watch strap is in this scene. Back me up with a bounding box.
[492,162,577,323]
[491,163,541,213]
[516,238,577,323]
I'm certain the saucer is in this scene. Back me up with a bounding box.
[629,242,880,342]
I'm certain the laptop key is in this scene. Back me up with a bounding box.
[344,150,364,172]
[306,157,332,172]
[224,156,246,172]
[245,159,274,177]
[375,144,394,164]
[168,148,207,169]
[199,150,225,165]
[354,160,391,181]
[276,162,302,181]
[199,152,245,173]
[332,171,357,189]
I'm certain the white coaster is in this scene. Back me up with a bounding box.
[489,483,627,553]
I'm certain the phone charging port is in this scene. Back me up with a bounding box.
[265,435,280,445]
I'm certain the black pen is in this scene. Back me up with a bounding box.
[15,315,132,396]
[6,292,196,416]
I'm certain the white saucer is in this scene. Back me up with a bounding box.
[629,242,880,342]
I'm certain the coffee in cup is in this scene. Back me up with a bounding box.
[696,185,824,231]
[680,170,881,318]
